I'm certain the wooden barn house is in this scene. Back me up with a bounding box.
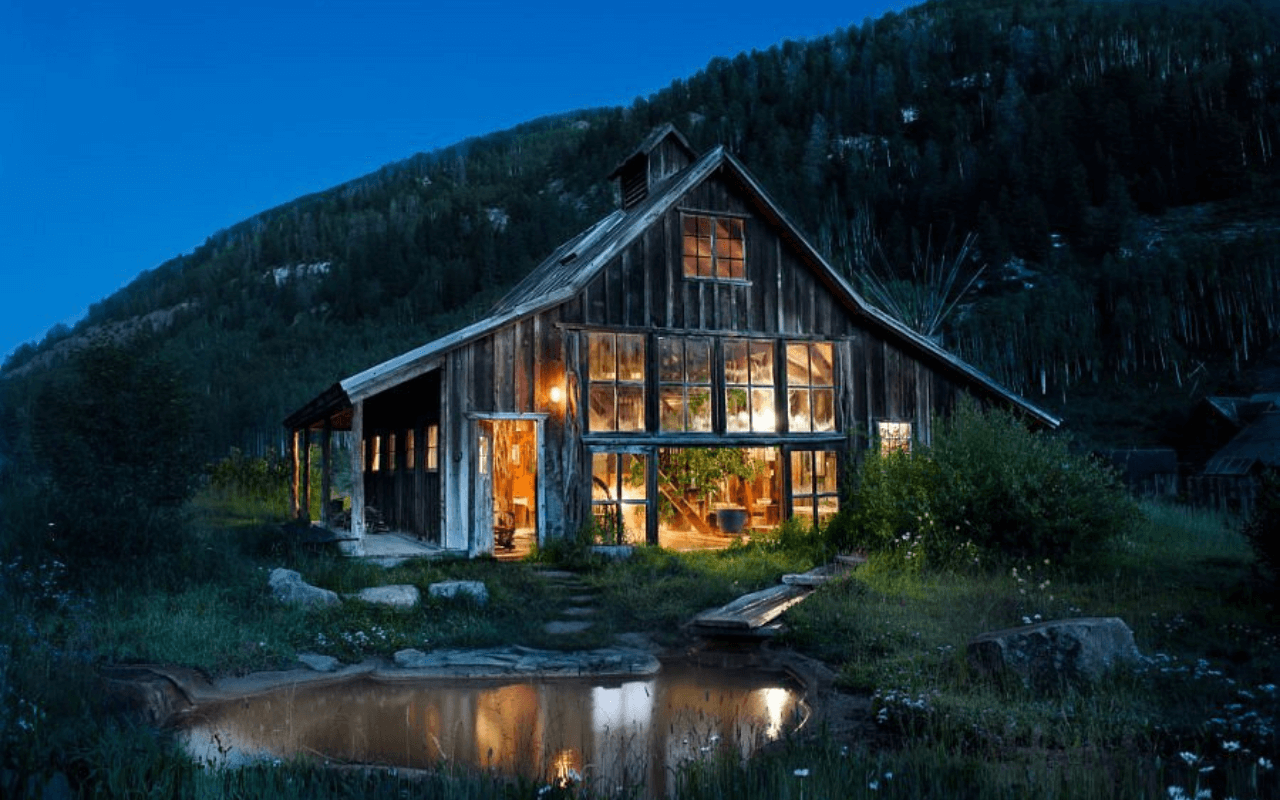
[284,126,1059,557]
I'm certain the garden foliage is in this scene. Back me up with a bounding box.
[1242,469,1280,585]
[27,344,199,586]
[832,402,1138,567]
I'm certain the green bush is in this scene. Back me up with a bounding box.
[835,401,1138,567]
[1243,469,1280,585]
[28,344,200,589]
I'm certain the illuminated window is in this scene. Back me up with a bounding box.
[369,435,381,473]
[405,430,416,471]
[588,332,646,432]
[426,425,439,471]
[388,433,397,472]
[591,452,648,544]
[786,342,835,432]
[724,339,777,432]
[659,336,712,432]
[791,450,840,526]
[878,421,912,453]
[682,214,745,280]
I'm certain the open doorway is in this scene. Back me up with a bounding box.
[481,418,539,560]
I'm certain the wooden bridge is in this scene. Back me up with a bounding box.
[688,555,864,637]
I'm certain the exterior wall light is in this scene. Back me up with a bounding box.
[549,385,564,404]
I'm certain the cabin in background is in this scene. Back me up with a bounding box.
[284,126,1058,557]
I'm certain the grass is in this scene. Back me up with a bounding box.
[3,492,1278,799]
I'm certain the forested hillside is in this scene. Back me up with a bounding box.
[4,0,1279,459]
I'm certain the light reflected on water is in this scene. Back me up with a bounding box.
[178,661,802,796]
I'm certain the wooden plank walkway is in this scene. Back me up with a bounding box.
[689,559,861,636]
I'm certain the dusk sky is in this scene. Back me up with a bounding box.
[1,0,912,361]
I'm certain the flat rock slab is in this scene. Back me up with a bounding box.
[356,584,420,608]
[391,645,659,678]
[968,616,1143,691]
[562,607,597,617]
[428,580,488,605]
[531,570,578,581]
[544,620,594,635]
[297,653,340,673]
[269,568,340,608]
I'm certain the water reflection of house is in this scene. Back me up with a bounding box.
[283,125,1057,557]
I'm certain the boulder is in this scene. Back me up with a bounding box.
[297,653,340,673]
[356,584,420,608]
[428,580,488,605]
[269,568,340,608]
[967,617,1142,691]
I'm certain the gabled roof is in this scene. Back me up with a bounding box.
[606,123,695,180]
[287,137,1061,429]
[1204,410,1280,476]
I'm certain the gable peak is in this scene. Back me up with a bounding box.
[608,124,698,209]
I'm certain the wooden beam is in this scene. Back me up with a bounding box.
[288,429,299,520]
[320,422,333,527]
[351,401,366,545]
[300,428,312,523]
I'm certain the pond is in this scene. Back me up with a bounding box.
[177,661,804,796]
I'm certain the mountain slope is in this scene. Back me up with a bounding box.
[4,0,1279,458]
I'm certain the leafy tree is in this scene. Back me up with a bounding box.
[30,344,199,586]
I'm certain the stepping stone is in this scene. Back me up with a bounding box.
[562,607,597,617]
[532,570,578,580]
[544,620,593,635]
[568,595,597,603]
[356,584,420,608]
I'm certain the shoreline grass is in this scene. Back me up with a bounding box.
[3,495,1278,798]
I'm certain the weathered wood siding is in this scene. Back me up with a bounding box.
[430,174,982,548]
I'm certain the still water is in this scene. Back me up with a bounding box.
[178,661,803,795]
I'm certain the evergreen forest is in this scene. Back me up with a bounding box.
[4,0,1280,460]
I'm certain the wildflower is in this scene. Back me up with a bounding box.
[1260,756,1274,770]
[1195,791,1211,800]
[1198,765,1215,774]
[1022,616,1032,625]
[1167,787,1188,800]
[793,768,810,778]
[884,771,894,780]
[868,780,879,790]
[1179,752,1199,766]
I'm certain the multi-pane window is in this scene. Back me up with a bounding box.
[369,435,382,473]
[682,214,745,280]
[388,433,398,472]
[791,450,840,526]
[405,430,416,471]
[591,452,648,544]
[659,336,713,432]
[786,342,835,432]
[588,332,645,432]
[425,424,439,471]
[878,421,912,454]
[724,339,777,432]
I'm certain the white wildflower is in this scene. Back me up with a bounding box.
[1179,751,1199,766]
[793,768,810,777]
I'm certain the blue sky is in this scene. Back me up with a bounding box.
[0,0,911,361]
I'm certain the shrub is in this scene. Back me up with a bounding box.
[28,345,200,588]
[836,401,1138,567]
[1242,469,1280,585]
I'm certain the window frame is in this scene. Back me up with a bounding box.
[789,448,841,526]
[786,341,836,433]
[723,338,778,433]
[658,335,714,433]
[877,420,913,454]
[680,212,748,283]
[590,450,649,545]
[586,331,646,433]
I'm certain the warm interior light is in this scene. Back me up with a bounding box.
[549,385,564,404]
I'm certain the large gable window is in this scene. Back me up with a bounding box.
[787,342,835,432]
[682,214,745,280]
[724,339,777,432]
[588,332,645,432]
[659,336,713,432]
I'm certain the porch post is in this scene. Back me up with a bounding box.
[344,400,366,555]
[288,429,300,520]
[300,428,312,522]
[320,421,333,528]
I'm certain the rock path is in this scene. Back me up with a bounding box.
[532,569,603,637]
